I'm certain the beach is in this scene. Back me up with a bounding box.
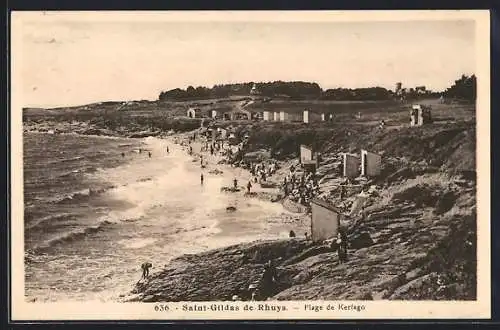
[24,131,307,303]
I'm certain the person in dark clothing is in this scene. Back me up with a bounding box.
[233,178,238,189]
[166,146,169,153]
[247,181,252,193]
[289,230,296,238]
[200,173,204,185]
[261,260,278,298]
[139,148,142,154]
[335,231,348,263]
[141,262,152,279]
[148,152,152,158]
[121,152,125,158]
[339,185,346,200]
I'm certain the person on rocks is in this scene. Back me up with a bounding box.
[339,185,346,200]
[261,260,278,298]
[141,262,152,279]
[233,178,238,189]
[247,180,252,193]
[335,230,348,263]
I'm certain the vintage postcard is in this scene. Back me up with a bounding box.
[10,10,490,320]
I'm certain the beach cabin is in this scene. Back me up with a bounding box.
[263,111,272,121]
[410,104,432,126]
[303,110,323,124]
[300,145,320,173]
[343,153,361,178]
[273,112,279,121]
[300,145,314,164]
[280,111,302,122]
[361,149,382,177]
[310,198,343,242]
[187,108,203,118]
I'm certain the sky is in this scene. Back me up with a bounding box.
[13,13,476,108]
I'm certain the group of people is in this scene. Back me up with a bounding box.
[249,161,279,184]
[121,148,152,159]
[281,165,320,206]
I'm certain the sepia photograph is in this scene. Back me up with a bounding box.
[10,10,490,320]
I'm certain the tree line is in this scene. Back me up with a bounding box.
[158,75,476,102]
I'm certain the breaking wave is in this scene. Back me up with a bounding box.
[29,220,116,254]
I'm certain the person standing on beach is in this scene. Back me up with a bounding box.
[166,146,169,153]
[247,180,252,193]
[148,152,152,158]
[200,173,204,185]
[233,178,238,189]
[139,148,142,154]
[141,262,152,279]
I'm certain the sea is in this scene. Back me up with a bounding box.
[23,132,292,302]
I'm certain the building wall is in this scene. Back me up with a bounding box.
[273,112,279,121]
[289,112,303,122]
[308,112,323,123]
[343,153,361,178]
[300,145,313,164]
[311,201,341,242]
[361,150,382,177]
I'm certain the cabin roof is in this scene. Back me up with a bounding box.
[311,198,343,213]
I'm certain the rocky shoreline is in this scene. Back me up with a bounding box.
[24,114,477,302]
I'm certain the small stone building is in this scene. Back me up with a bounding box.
[343,153,361,178]
[303,110,323,124]
[187,108,203,118]
[280,111,303,122]
[410,104,432,126]
[311,198,343,242]
[361,149,382,177]
[300,145,314,164]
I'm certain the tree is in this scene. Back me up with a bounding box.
[444,74,476,101]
